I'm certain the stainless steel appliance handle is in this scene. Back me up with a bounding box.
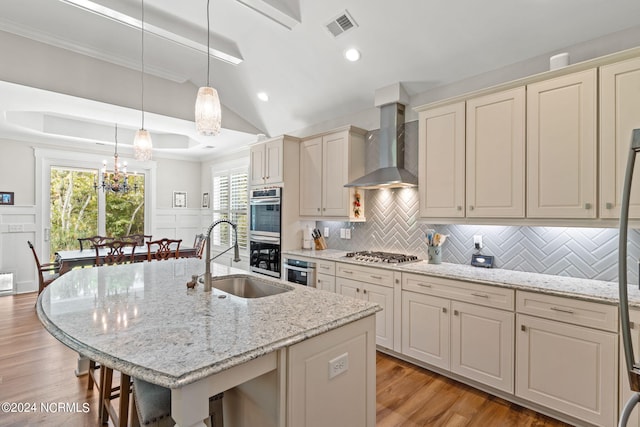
[285,264,315,273]
[250,235,281,243]
[250,198,281,205]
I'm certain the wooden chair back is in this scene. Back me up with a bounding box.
[193,234,206,259]
[146,238,182,261]
[78,235,113,251]
[95,240,136,266]
[122,234,152,247]
[27,241,60,295]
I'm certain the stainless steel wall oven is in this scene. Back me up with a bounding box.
[249,187,281,278]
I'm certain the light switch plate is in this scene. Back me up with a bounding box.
[340,228,346,238]
[324,227,329,237]
[345,228,351,239]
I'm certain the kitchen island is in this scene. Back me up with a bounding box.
[37,258,380,427]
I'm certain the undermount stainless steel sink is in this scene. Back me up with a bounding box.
[199,274,293,298]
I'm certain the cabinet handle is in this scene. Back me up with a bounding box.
[320,265,330,270]
[456,206,462,211]
[317,208,321,212]
[605,202,613,210]
[371,275,382,279]
[468,205,474,211]
[356,288,360,293]
[521,324,526,332]
[550,306,574,314]
[442,307,447,313]
[395,279,400,284]
[631,321,636,329]
[343,270,353,274]
[471,292,489,298]
[584,203,592,210]
[417,283,432,288]
[454,310,459,316]
[363,289,367,294]
[323,208,326,211]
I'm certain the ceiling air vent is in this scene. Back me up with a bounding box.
[325,10,358,37]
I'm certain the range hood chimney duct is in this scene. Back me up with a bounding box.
[345,101,418,189]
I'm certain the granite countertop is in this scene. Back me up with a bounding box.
[36,258,380,389]
[283,249,640,307]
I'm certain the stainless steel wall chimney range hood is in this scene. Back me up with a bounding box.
[345,101,418,189]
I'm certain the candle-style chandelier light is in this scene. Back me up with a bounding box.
[95,124,138,194]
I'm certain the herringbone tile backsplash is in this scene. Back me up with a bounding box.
[318,187,640,284]
[317,121,640,284]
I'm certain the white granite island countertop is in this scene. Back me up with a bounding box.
[283,249,640,307]
[36,258,380,389]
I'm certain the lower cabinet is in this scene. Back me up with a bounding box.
[316,273,335,293]
[336,276,394,349]
[516,291,618,427]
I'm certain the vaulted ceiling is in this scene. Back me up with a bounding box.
[2,0,640,159]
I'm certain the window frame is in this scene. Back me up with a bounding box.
[210,165,249,254]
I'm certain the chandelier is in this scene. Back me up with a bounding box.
[195,0,222,136]
[133,0,153,160]
[94,125,138,194]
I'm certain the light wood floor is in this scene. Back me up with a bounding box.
[1,293,571,426]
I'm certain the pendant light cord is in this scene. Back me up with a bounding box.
[115,124,119,155]
[206,0,211,87]
[141,0,145,129]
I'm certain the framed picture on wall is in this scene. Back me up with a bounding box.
[202,193,209,208]
[0,192,14,205]
[173,191,187,208]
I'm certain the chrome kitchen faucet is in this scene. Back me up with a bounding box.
[203,219,241,292]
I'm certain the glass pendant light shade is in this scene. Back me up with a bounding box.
[133,129,153,161]
[195,86,221,136]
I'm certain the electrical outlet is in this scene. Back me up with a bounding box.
[473,235,483,249]
[324,227,329,237]
[340,228,346,238]
[328,352,349,379]
[345,228,351,239]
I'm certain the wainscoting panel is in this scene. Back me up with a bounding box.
[0,206,38,294]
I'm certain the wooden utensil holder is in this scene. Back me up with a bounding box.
[313,236,327,250]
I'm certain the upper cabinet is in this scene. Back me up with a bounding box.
[600,57,640,219]
[299,127,366,218]
[526,69,597,218]
[466,87,525,218]
[249,136,293,186]
[418,102,466,218]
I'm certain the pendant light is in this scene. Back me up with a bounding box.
[133,0,153,161]
[195,0,222,136]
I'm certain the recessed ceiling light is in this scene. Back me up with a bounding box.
[344,48,361,62]
[257,92,269,102]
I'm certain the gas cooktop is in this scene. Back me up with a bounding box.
[345,251,419,264]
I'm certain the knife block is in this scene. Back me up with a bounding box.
[313,236,327,250]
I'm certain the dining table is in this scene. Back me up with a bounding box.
[55,245,197,274]
[36,258,379,427]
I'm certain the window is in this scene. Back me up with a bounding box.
[211,168,248,250]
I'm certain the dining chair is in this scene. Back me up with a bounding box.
[27,241,59,295]
[130,377,223,427]
[123,234,153,246]
[193,233,206,259]
[78,235,112,251]
[146,238,182,261]
[95,240,137,266]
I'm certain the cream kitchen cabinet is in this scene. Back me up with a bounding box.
[316,273,336,293]
[527,69,597,218]
[620,308,640,427]
[418,102,465,218]
[516,291,618,427]
[466,87,525,218]
[336,263,394,349]
[299,127,366,218]
[600,57,640,219]
[401,273,515,393]
[249,135,300,187]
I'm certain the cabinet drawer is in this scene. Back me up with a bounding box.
[402,273,514,311]
[516,291,618,332]
[336,263,394,287]
[316,260,335,275]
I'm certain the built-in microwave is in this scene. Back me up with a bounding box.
[249,187,281,239]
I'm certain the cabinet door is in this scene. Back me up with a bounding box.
[264,139,283,184]
[249,144,265,186]
[620,309,640,427]
[450,301,514,393]
[527,69,597,218]
[466,87,525,217]
[316,273,336,293]
[401,291,450,370]
[418,103,465,218]
[299,137,323,216]
[364,282,394,350]
[322,131,350,217]
[516,314,617,426]
[600,57,640,219]
[336,277,361,300]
